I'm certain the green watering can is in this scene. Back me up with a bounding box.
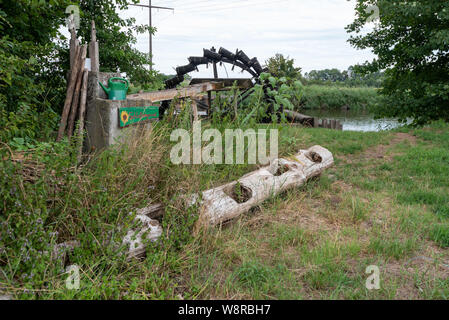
[99,77,129,100]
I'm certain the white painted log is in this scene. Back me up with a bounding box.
[195,145,334,228]
[123,214,163,259]
[135,203,165,219]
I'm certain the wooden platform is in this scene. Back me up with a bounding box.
[127,82,224,103]
[189,78,253,90]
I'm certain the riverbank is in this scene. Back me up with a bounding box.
[1,121,448,300]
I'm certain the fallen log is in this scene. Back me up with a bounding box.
[284,109,315,127]
[195,145,334,228]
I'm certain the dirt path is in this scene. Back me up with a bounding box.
[362,132,417,161]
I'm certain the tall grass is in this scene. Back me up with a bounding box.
[299,85,381,111]
[0,101,308,299]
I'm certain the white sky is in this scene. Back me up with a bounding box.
[120,0,375,77]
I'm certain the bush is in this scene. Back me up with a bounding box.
[0,38,60,144]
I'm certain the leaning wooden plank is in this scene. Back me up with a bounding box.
[77,69,89,162]
[192,100,199,122]
[127,82,224,102]
[69,28,79,69]
[67,46,87,139]
[89,20,100,73]
[57,45,83,141]
[195,145,334,228]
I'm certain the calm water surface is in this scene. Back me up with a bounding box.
[305,109,409,132]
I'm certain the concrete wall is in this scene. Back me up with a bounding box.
[85,72,158,152]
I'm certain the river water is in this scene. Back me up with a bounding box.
[305,109,408,132]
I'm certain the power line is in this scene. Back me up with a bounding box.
[174,0,239,9]
[130,1,174,71]
[178,0,291,15]
[177,0,251,12]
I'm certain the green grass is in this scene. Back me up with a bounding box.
[1,119,449,300]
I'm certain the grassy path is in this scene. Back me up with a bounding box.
[176,122,449,300]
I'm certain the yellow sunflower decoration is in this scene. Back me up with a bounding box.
[121,111,130,126]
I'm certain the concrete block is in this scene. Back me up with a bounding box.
[85,98,158,152]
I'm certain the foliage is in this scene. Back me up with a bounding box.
[265,54,303,84]
[210,74,304,124]
[347,0,449,125]
[306,68,349,83]
[0,1,71,144]
[0,127,170,298]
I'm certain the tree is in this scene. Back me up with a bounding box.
[304,67,384,87]
[265,54,303,83]
[305,69,348,83]
[347,0,449,124]
[0,0,71,143]
[76,0,162,89]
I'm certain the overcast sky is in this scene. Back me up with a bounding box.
[120,0,375,77]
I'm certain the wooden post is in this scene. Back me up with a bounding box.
[233,91,239,120]
[67,45,87,139]
[57,45,82,141]
[208,91,212,108]
[338,122,343,131]
[211,47,218,79]
[192,100,199,122]
[89,20,100,73]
